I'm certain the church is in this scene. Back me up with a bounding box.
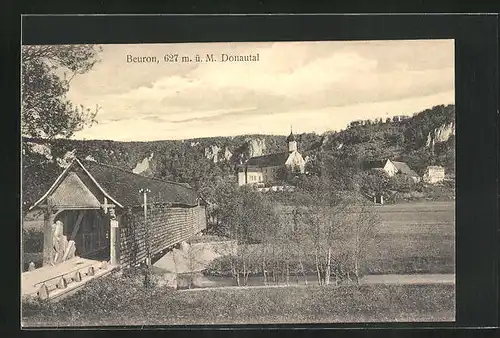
[238,130,306,186]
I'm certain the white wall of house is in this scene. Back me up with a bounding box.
[423,166,445,184]
[383,160,398,177]
[285,151,306,173]
[245,170,264,184]
[237,171,247,186]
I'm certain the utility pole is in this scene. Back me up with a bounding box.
[140,188,151,287]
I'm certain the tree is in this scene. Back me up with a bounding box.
[21,45,103,139]
[335,195,379,284]
[207,183,277,286]
[389,174,416,193]
[290,178,380,286]
[386,132,405,147]
[359,170,390,196]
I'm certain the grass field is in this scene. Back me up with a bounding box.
[366,201,455,274]
[21,201,455,326]
[22,269,455,326]
[203,201,455,277]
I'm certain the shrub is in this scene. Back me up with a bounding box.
[389,174,416,193]
[22,228,44,253]
[23,253,43,271]
[22,228,44,271]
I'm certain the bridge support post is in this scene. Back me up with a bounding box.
[109,208,119,266]
[42,204,55,266]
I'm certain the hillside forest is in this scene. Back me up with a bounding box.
[22,104,455,209]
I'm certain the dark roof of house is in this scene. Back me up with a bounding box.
[245,151,290,167]
[426,165,445,170]
[392,161,419,177]
[363,160,387,170]
[286,131,296,142]
[81,159,199,207]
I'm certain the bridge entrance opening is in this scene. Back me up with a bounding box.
[54,209,110,263]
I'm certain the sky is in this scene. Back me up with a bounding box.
[65,40,454,141]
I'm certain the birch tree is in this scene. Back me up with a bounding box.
[294,178,379,286]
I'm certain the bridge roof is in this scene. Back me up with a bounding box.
[30,158,200,210]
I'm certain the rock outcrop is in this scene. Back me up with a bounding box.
[56,149,77,168]
[223,148,233,161]
[426,122,455,149]
[27,142,53,162]
[133,152,154,175]
[204,145,221,163]
[245,138,266,157]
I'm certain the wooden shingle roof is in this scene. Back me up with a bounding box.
[30,158,200,210]
[81,159,200,207]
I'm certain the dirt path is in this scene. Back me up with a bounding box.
[179,273,455,292]
[360,273,455,285]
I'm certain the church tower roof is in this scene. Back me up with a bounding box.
[286,130,296,142]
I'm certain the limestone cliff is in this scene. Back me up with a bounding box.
[245,138,266,157]
[426,122,455,149]
[26,142,53,162]
[56,150,77,168]
[224,148,232,161]
[132,152,154,175]
[204,145,221,163]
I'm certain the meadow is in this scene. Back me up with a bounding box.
[22,269,455,326]
[21,201,455,326]
[202,200,456,278]
[366,201,455,274]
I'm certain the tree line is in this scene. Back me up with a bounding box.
[201,176,380,287]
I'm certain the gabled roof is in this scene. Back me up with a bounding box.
[363,159,388,170]
[82,160,200,207]
[426,165,445,170]
[245,151,290,167]
[392,161,419,177]
[30,158,200,210]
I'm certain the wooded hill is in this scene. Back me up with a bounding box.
[22,104,455,208]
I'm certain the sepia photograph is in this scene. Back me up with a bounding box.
[21,39,456,326]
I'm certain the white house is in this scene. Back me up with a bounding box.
[238,131,306,186]
[364,159,420,183]
[422,165,445,184]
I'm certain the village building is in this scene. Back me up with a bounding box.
[28,158,207,269]
[363,159,420,183]
[422,165,446,184]
[237,131,306,186]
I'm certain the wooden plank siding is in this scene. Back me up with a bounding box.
[119,205,207,267]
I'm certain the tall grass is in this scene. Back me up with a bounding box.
[22,269,455,326]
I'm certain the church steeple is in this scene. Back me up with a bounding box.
[287,126,297,152]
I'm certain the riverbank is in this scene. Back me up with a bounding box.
[178,273,456,291]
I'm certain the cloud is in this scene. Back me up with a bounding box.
[67,40,455,141]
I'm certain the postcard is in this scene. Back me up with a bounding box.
[21,38,456,327]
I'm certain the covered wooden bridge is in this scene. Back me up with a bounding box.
[23,158,207,300]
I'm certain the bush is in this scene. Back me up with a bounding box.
[23,253,43,271]
[22,228,44,271]
[22,228,44,253]
[389,174,416,193]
